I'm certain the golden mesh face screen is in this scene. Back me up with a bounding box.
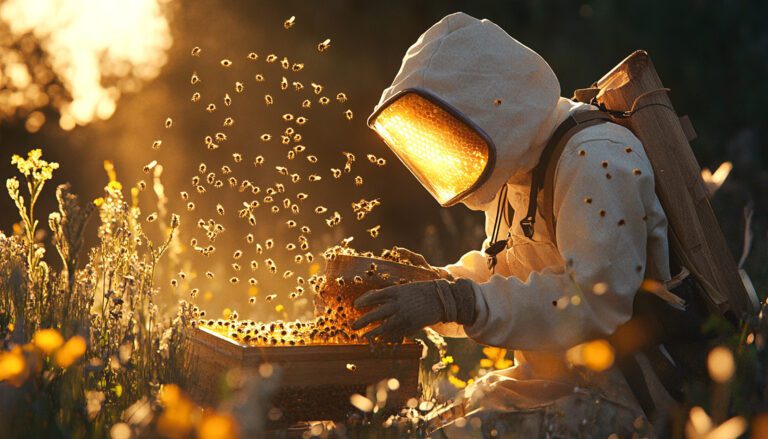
[371,92,491,206]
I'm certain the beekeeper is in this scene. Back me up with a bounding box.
[353,12,673,436]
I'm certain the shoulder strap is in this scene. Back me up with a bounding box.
[522,110,612,241]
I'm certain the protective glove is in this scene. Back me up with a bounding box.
[392,247,454,280]
[352,278,476,343]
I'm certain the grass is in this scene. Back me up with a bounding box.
[0,149,767,438]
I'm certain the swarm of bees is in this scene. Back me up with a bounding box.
[147,15,398,341]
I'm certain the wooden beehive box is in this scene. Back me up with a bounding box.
[187,326,422,424]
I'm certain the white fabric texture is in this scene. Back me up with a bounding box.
[374,12,672,417]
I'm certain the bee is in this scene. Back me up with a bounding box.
[255,74,265,82]
[300,226,311,234]
[264,94,273,105]
[254,155,265,165]
[233,250,243,259]
[296,193,308,201]
[146,212,158,222]
[346,363,357,372]
[275,166,288,176]
[232,263,241,271]
[164,117,173,128]
[287,151,295,160]
[206,103,216,113]
[249,297,257,304]
[255,244,263,254]
[224,93,232,106]
[355,176,363,186]
[367,225,381,238]
[315,206,327,214]
[331,168,342,178]
[283,270,294,279]
[285,127,295,135]
[291,205,300,214]
[248,278,258,286]
[308,174,321,182]
[292,81,304,92]
[302,99,311,108]
[367,154,377,163]
[353,275,363,284]
[293,134,302,142]
[283,16,295,29]
[305,253,314,262]
[247,52,258,60]
[270,206,279,214]
[220,59,232,67]
[192,175,201,185]
[232,153,242,163]
[265,239,274,249]
[143,160,157,174]
[206,271,215,279]
[286,220,297,228]
[280,57,289,69]
[221,165,232,174]
[345,109,354,120]
[191,46,201,56]
[292,63,304,72]
[282,113,294,122]
[265,294,277,302]
[307,155,318,164]
[286,243,296,251]
[187,202,195,211]
[216,132,227,142]
[151,140,162,150]
[317,38,331,52]
[311,83,323,95]
[224,117,235,127]
[319,96,330,105]
[191,72,201,84]
[376,158,386,166]
[300,241,309,251]
[266,54,278,63]
[216,204,225,215]
[235,82,244,93]
[229,277,239,284]
[294,255,303,263]
[250,260,259,270]
[138,180,147,190]
[191,92,201,102]
[296,116,307,125]
[290,174,300,183]
[336,92,347,103]
[281,77,288,90]
[260,134,272,142]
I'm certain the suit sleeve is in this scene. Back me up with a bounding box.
[462,136,663,351]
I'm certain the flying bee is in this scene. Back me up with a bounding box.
[285,127,295,135]
[206,173,216,184]
[287,150,295,160]
[266,54,278,63]
[229,277,239,284]
[255,244,263,254]
[300,241,309,251]
[216,204,225,215]
[308,174,321,182]
[282,113,294,121]
[152,140,162,150]
[296,117,307,125]
[191,72,201,84]
[331,168,342,178]
[270,206,279,214]
[314,206,327,214]
[246,233,254,244]
[345,109,354,120]
[191,92,201,102]
[220,59,232,67]
[286,220,297,228]
[305,253,314,262]
[165,117,173,128]
[251,260,259,269]
[311,83,323,95]
[281,77,288,90]
[248,278,258,286]
[232,263,241,271]
[191,46,201,56]
[224,93,232,106]
[294,255,303,263]
[355,176,363,186]
[254,155,265,165]
[302,99,311,108]
[215,132,227,142]
[275,166,288,176]
[336,92,347,103]
[280,57,289,69]
[376,158,386,166]
[292,63,304,72]
[367,154,377,163]
[186,202,195,211]
[296,193,308,201]
[286,243,296,251]
[138,180,147,190]
[290,174,300,183]
[260,134,272,142]
[232,153,242,163]
[367,225,381,238]
[300,226,311,234]
[265,239,274,249]
[283,270,294,279]
[249,297,257,305]
[233,250,243,259]
[143,160,157,174]
[255,74,265,82]
[146,212,158,222]
[192,175,200,185]
[266,294,277,301]
[247,52,258,60]
[221,165,231,174]
[291,205,300,214]
[319,96,330,105]
[293,134,302,142]
[206,271,215,279]
[307,155,318,163]
[224,117,235,127]
[292,81,304,91]
[264,94,273,105]
[206,103,216,112]
[235,82,244,93]
[283,15,295,29]
[317,38,331,52]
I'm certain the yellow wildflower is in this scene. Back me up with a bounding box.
[55,335,87,368]
[33,328,64,355]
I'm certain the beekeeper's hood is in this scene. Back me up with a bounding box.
[368,12,566,210]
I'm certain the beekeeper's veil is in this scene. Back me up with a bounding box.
[368,12,563,209]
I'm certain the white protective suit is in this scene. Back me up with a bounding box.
[373,12,674,431]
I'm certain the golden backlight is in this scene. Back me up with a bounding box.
[371,92,490,206]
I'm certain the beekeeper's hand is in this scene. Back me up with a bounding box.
[352,279,476,343]
[393,247,454,280]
